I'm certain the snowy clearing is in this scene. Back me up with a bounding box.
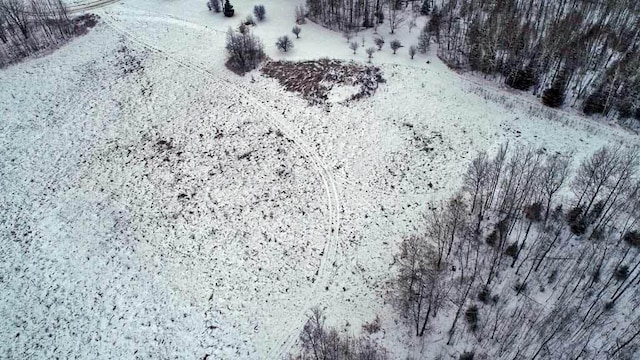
[1,0,638,359]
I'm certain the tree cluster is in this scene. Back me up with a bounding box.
[433,0,640,119]
[224,27,265,74]
[290,307,388,360]
[394,143,640,359]
[0,0,73,67]
[306,0,400,31]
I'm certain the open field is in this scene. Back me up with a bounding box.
[1,0,637,358]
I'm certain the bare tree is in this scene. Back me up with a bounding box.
[409,44,416,59]
[366,46,375,62]
[349,41,359,54]
[374,37,384,50]
[276,35,293,52]
[292,25,301,38]
[387,1,405,34]
[389,39,402,54]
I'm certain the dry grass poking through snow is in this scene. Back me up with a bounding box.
[261,59,385,105]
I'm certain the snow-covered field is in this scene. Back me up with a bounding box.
[1,0,637,358]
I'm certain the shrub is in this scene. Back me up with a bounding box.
[485,230,498,246]
[421,0,431,15]
[542,87,565,108]
[374,37,385,50]
[366,47,375,62]
[614,265,629,281]
[524,202,543,222]
[390,39,402,54]
[253,5,266,21]
[623,230,640,247]
[349,41,359,54]
[276,35,294,52]
[207,0,221,12]
[465,305,479,331]
[244,15,256,26]
[505,242,519,258]
[478,287,491,304]
[505,68,538,91]
[292,25,301,38]
[566,206,586,235]
[225,28,265,74]
[583,91,607,115]
[514,280,527,294]
[459,351,474,360]
[362,315,381,334]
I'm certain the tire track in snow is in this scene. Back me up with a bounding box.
[100,12,342,359]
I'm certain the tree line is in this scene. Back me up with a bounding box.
[432,0,640,120]
[305,0,427,32]
[393,143,640,359]
[0,0,74,67]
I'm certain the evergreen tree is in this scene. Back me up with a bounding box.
[417,24,430,54]
[223,0,234,17]
[421,0,430,16]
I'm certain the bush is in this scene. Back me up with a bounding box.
[623,230,640,247]
[514,281,527,294]
[566,206,586,235]
[374,37,385,50]
[459,351,474,360]
[505,68,538,91]
[253,4,266,21]
[390,39,402,54]
[485,230,498,247]
[505,242,519,258]
[421,0,431,15]
[207,0,221,12]
[225,28,265,74]
[542,87,565,108]
[276,35,293,52]
[349,41,359,54]
[614,265,629,281]
[366,47,375,62]
[583,91,607,115]
[244,15,256,26]
[478,287,491,304]
[465,305,479,331]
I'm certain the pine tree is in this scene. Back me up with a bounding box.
[223,0,234,17]
[417,24,430,54]
[420,0,430,16]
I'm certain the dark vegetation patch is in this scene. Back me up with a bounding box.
[261,58,385,105]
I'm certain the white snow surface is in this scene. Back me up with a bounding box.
[1,0,638,359]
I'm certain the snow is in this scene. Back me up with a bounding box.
[1,0,638,359]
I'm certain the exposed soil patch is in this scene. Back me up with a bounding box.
[261,59,385,105]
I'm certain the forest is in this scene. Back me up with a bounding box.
[435,0,640,121]
[304,0,640,122]
[0,0,75,67]
[292,144,640,360]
